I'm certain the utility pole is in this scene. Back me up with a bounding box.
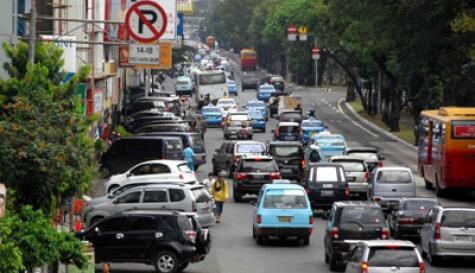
[315,37,318,91]
[28,0,37,63]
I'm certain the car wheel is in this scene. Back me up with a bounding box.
[262,127,266,133]
[228,165,234,178]
[435,175,448,197]
[329,255,338,271]
[99,165,111,178]
[233,190,242,203]
[256,235,264,245]
[90,216,104,227]
[302,236,310,246]
[178,262,188,272]
[154,251,179,273]
[212,162,218,175]
[324,251,329,264]
[424,178,433,190]
[107,185,119,194]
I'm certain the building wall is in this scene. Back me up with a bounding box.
[0,1,14,78]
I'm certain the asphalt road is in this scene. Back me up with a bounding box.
[95,57,475,273]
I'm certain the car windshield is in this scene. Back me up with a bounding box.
[340,207,385,226]
[271,146,302,157]
[302,121,323,127]
[236,143,265,154]
[377,170,412,184]
[441,210,475,228]
[347,152,379,161]
[263,190,308,209]
[202,107,221,113]
[199,73,226,85]
[280,126,299,133]
[248,101,265,108]
[335,161,366,172]
[230,114,249,121]
[314,167,339,182]
[316,136,345,147]
[403,200,438,211]
[241,160,277,172]
[367,247,419,267]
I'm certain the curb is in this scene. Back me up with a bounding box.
[342,100,418,153]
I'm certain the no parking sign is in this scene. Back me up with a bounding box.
[125,0,168,42]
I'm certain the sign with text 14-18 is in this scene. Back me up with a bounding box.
[129,44,160,65]
[127,0,177,41]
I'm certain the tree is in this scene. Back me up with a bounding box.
[0,42,96,215]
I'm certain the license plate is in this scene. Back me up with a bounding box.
[253,175,264,179]
[455,235,471,241]
[348,177,356,182]
[280,168,292,173]
[322,184,334,189]
[278,216,292,223]
[320,190,334,196]
[284,136,294,140]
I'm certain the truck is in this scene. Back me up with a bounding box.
[240,48,257,71]
[278,95,302,115]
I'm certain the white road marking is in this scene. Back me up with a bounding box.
[337,99,379,138]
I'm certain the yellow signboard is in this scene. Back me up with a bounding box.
[136,42,173,70]
[298,26,308,34]
[177,0,194,15]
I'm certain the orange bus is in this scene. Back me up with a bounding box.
[240,48,257,71]
[418,107,475,196]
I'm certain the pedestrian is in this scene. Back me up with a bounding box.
[295,103,303,114]
[209,171,229,223]
[183,144,196,172]
[201,172,215,190]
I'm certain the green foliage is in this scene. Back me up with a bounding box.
[0,206,87,271]
[0,42,96,215]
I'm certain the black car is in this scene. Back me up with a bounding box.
[241,73,259,90]
[272,122,303,142]
[324,201,388,271]
[233,155,281,202]
[77,210,210,273]
[269,75,285,91]
[128,116,183,133]
[346,147,385,172]
[127,100,166,116]
[388,197,440,239]
[268,141,305,181]
[100,136,183,177]
[304,163,349,211]
[135,123,191,134]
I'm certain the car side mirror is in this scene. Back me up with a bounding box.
[126,172,132,177]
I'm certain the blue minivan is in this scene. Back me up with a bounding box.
[252,182,314,245]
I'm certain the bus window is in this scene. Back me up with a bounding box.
[451,120,475,139]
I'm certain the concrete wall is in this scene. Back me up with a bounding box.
[0,0,14,79]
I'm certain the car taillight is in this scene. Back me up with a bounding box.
[364,171,369,182]
[184,230,197,243]
[301,160,305,169]
[381,227,389,239]
[360,261,368,273]
[269,172,281,179]
[373,197,381,202]
[309,216,314,225]
[434,223,441,240]
[256,214,262,224]
[275,127,280,137]
[330,227,339,239]
[236,172,248,180]
[344,186,350,199]
[419,262,425,273]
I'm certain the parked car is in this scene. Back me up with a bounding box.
[100,136,184,177]
[388,197,440,239]
[346,147,385,172]
[233,155,281,202]
[312,133,348,160]
[127,100,166,115]
[344,240,424,273]
[257,84,276,102]
[212,140,267,176]
[77,210,210,273]
[175,76,194,96]
[83,183,214,228]
[201,106,223,126]
[268,141,305,181]
[105,160,196,193]
[247,109,267,132]
[252,182,313,245]
[273,122,303,142]
[222,112,253,140]
[138,132,206,169]
[420,206,475,265]
[126,111,177,132]
[369,167,416,213]
[228,80,238,96]
[304,163,349,210]
[135,123,191,134]
[329,156,370,200]
[244,100,268,120]
[324,201,388,271]
[279,110,303,124]
[301,118,327,143]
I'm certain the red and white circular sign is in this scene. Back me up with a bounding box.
[125,0,168,43]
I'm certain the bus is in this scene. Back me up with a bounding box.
[418,107,475,196]
[240,48,257,71]
[194,70,228,104]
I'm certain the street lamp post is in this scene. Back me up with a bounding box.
[312,47,320,91]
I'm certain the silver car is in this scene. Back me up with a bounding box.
[344,240,424,273]
[223,112,253,139]
[420,206,475,265]
[330,156,369,200]
[82,184,214,228]
[369,167,416,213]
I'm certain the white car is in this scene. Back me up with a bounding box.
[217,98,238,118]
[105,160,196,193]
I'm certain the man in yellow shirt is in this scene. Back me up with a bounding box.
[209,171,229,223]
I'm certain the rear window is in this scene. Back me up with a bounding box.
[270,146,302,157]
[302,121,323,127]
[339,207,385,226]
[236,143,265,154]
[165,140,183,151]
[377,170,412,184]
[367,247,419,267]
[441,210,475,228]
[176,216,196,231]
[347,152,379,161]
[241,160,277,172]
[316,136,345,147]
[190,135,204,147]
[335,161,366,172]
[263,190,308,209]
[280,126,299,133]
[192,188,211,203]
[230,114,249,121]
[403,200,438,211]
[282,113,302,120]
[315,167,339,182]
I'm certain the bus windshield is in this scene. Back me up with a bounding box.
[199,73,226,85]
[452,120,475,139]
